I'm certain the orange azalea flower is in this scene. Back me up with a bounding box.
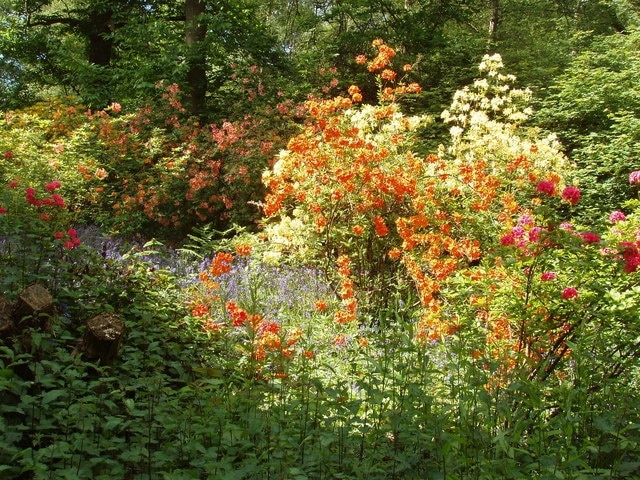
[234,243,252,256]
[373,216,389,237]
[334,334,347,346]
[191,303,209,317]
[226,301,248,327]
[210,251,234,276]
[381,69,397,82]
[352,224,365,235]
[355,54,368,65]
[203,320,223,334]
[314,299,328,311]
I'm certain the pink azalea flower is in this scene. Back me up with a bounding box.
[609,211,627,223]
[541,271,557,281]
[559,222,574,231]
[629,170,640,184]
[562,287,579,300]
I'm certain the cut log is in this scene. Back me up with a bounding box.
[12,284,54,332]
[79,313,126,365]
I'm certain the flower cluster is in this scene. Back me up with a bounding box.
[188,249,320,378]
[53,228,81,250]
[334,255,357,324]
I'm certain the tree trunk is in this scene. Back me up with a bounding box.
[83,11,115,67]
[487,0,500,51]
[185,0,208,116]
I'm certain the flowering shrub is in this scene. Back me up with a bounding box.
[260,44,570,325]
[261,39,428,318]
[1,81,300,238]
[0,179,81,294]
[259,42,640,399]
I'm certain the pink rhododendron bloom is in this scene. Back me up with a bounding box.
[4,151,13,159]
[629,170,640,184]
[54,231,65,239]
[541,271,557,281]
[559,222,574,231]
[511,225,525,238]
[0,206,6,214]
[609,211,627,223]
[536,180,556,196]
[562,287,579,300]
[518,214,533,225]
[561,186,580,205]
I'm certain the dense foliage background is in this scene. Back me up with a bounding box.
[2,1,640,478]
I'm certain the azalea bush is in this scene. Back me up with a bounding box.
[0,80,300,239]
[0,178,82,295]
[254,41,640,475]
[261,39,428,321]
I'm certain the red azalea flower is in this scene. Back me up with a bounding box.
[580,232,601,244]
[51,194,65,207]
[562,287,578,300]
[536,180,556,196]
[561,185,580,205]
[45,180,62,191]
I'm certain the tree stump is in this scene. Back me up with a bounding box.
[0,295,15,341]
[79,313,126,365]
[12,283,54,333]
